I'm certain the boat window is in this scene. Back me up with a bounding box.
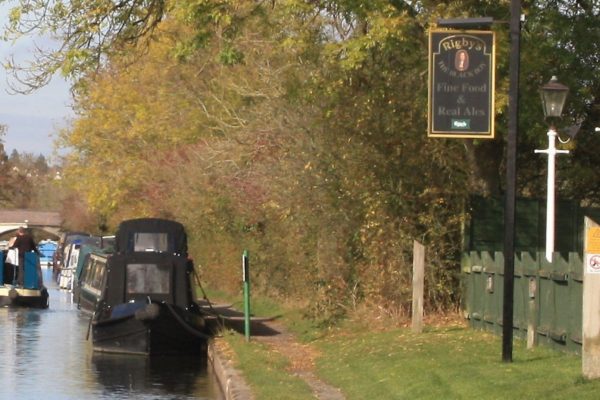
[83,259,95,285]
[133,233,169,252]
[92,259,106,290]
[126,263,170,294]
[83,257,106,290]
[80,259,90,283]
[68,246,80,269]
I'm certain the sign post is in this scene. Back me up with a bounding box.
[583,220,600,378]
[242,250,251,341]
[432,14,516,363]
[412,241,425,333]
[428,30,495,138]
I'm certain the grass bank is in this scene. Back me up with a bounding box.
[205,289,600,399]
[315,324,599,399]
[226,323,600,399]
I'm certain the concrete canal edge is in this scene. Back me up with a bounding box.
[208,339,254,400]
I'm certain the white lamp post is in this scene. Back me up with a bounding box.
[535,76,569,262]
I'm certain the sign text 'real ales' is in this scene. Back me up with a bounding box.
[428,30,495,139]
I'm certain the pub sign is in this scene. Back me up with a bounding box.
[428,30,495,138]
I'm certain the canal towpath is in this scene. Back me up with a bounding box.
[206,303,345,400]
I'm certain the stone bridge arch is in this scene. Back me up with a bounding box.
[0,209,62,239]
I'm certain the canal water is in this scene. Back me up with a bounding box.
[0,269,222,399]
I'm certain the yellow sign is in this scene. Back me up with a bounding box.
[587,227,600,253]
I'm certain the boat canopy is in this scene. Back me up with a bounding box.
[102,252,194,309]
[114,218,188,256]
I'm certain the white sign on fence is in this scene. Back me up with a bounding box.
[587,254,600,274]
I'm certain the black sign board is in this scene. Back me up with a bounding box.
[428,30,495,138]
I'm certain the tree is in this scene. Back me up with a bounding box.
[517,0,600,201]
[4,0,167,92]
[0,126,11,205]
[6,0,600,321]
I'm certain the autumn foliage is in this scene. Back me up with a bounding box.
[7,1,598,325]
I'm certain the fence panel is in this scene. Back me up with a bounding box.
[463,252,483,329]
[462,196,600,354]
[513,252,530,338]
[463,250,585,353]
[568,252,583,353]
[536,254,555,348]
[476,252,496,334]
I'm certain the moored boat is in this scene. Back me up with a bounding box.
[72,236,115,309]
[57,235,104,289]
[38,240,57,268]
[52,231,95,278]
[0,252,49,308]
[90,218,210,355]
[74,250,108,313]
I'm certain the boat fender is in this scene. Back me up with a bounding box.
[8,289,19,301]
[135,303,160,321]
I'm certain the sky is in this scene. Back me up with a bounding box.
[0,4,73,160]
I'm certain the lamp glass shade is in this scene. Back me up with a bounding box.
[540,76,569,118]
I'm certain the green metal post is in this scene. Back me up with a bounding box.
[243,250,251,341]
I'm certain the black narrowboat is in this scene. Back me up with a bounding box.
[90,218,209,355]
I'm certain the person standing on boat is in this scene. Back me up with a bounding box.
[9,227,39,286]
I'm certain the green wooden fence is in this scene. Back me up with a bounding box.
[462,250,583,353]
[462,196,600,354]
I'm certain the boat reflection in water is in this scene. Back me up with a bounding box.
[92,353,221,399]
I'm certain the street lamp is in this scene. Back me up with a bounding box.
[535,76,570,262]
[540,76,569,119]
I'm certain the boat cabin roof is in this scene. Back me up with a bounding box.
[114,218,188,256]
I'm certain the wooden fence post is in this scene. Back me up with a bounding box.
[527,275,537,349]
[412,240,425,333]
[583,217,600,378]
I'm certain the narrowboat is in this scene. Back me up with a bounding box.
[57,236,106,290]
[38,239,57,268]
[90,218,210,355]
[0,251,49,308]
[73,250,108,313]
[58,242,80,289]
[52,231,94,277]
[72,236,115,306]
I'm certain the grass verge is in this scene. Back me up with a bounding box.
[315,324,600,399]
[206,290,600,399]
